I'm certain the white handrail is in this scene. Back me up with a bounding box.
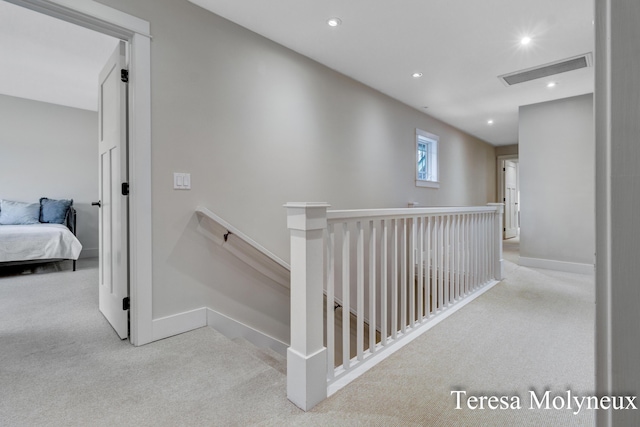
[327,205,497,221]
[196,206,290,288]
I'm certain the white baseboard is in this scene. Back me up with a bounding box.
[149,306,288,356]
[206,308,288,356]
[79,248,98,259]
[151,307,207,342]
[518,256,594,275]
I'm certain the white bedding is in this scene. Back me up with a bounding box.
[0,223,82,263]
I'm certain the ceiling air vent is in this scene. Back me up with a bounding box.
[498,53,593,86]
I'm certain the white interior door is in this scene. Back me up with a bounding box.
[504,160,518,239]
[98,41,129,339]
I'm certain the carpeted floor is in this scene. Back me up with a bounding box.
[0,241,595,426]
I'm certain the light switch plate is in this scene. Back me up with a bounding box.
[174,173,191,190]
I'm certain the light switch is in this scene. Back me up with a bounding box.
[173,173,191,190]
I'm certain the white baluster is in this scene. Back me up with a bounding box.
[391,219,398,339]
[381,219,388,345]
[426,216,432,317]
[462,214,467,296]
[453,214,459,302]
[484,213,489,283]
[485,213,489,283]
[401,218,407,333]
[470,214,476,290]
[417,217,425,323]
[342,222,350,370]
[356,221,364,361]
[487,203,504,280]
[433,216,439,312]
[326,225,335,380]
[368,220,377,354]
[480,213,485,285]
[474,214,479,288]
[438,215,444,310]
[409,217,416,328]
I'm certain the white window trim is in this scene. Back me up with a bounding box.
[416,128,440,189]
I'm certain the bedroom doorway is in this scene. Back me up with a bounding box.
[6,0,153,345]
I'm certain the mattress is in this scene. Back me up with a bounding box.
[0,223,82,263]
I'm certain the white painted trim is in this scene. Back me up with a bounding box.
[127,32,153,346]
[415,180,440,189]
[10,0,154,346]
[327,279,500,396]
[5,0,150,38]
[149,306,288,355]
[518,256,594,275]
[415,128,439,188]
[206,308,288,356]
[152,308,208,342]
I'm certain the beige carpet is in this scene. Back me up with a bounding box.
[0,243,595,426]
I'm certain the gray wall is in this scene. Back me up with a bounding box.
[0,94,98,257]
[519,94,594,266]
[97,0,496,342]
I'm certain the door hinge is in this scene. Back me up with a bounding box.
[123,297,130,311]
[504,228,506,232]
[503,167,506,171]
[121,69,129,83]
[503,197,506,202]
[122,182,130,196]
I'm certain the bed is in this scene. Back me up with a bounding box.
[0,199,82,271]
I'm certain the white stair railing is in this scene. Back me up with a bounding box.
[284,203,504,411]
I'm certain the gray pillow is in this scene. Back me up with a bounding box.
[0,200,41,225]
[40,197,73,224]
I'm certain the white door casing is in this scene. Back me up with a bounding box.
[9,0,153,345]
[98,40,129,339]
[504,160,518,239]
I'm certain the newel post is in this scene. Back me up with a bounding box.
[284,202,330,411]
[487,203,505,280]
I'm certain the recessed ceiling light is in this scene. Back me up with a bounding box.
[547,81,557,88]
[487,119,494,125]
[327,17,342,27]
[520,36,532,45]
[412,72,423,78]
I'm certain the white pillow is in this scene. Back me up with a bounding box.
[0,199,40,225]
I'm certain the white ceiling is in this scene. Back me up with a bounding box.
[1,1,593,145]
[190,0,594,146]
[0,1,119,111]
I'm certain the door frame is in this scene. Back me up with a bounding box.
[496,154,519,239]
[7,0,153,346]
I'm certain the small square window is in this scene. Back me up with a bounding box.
[416,129,439,188]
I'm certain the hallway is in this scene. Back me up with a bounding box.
[0,240,595,426]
